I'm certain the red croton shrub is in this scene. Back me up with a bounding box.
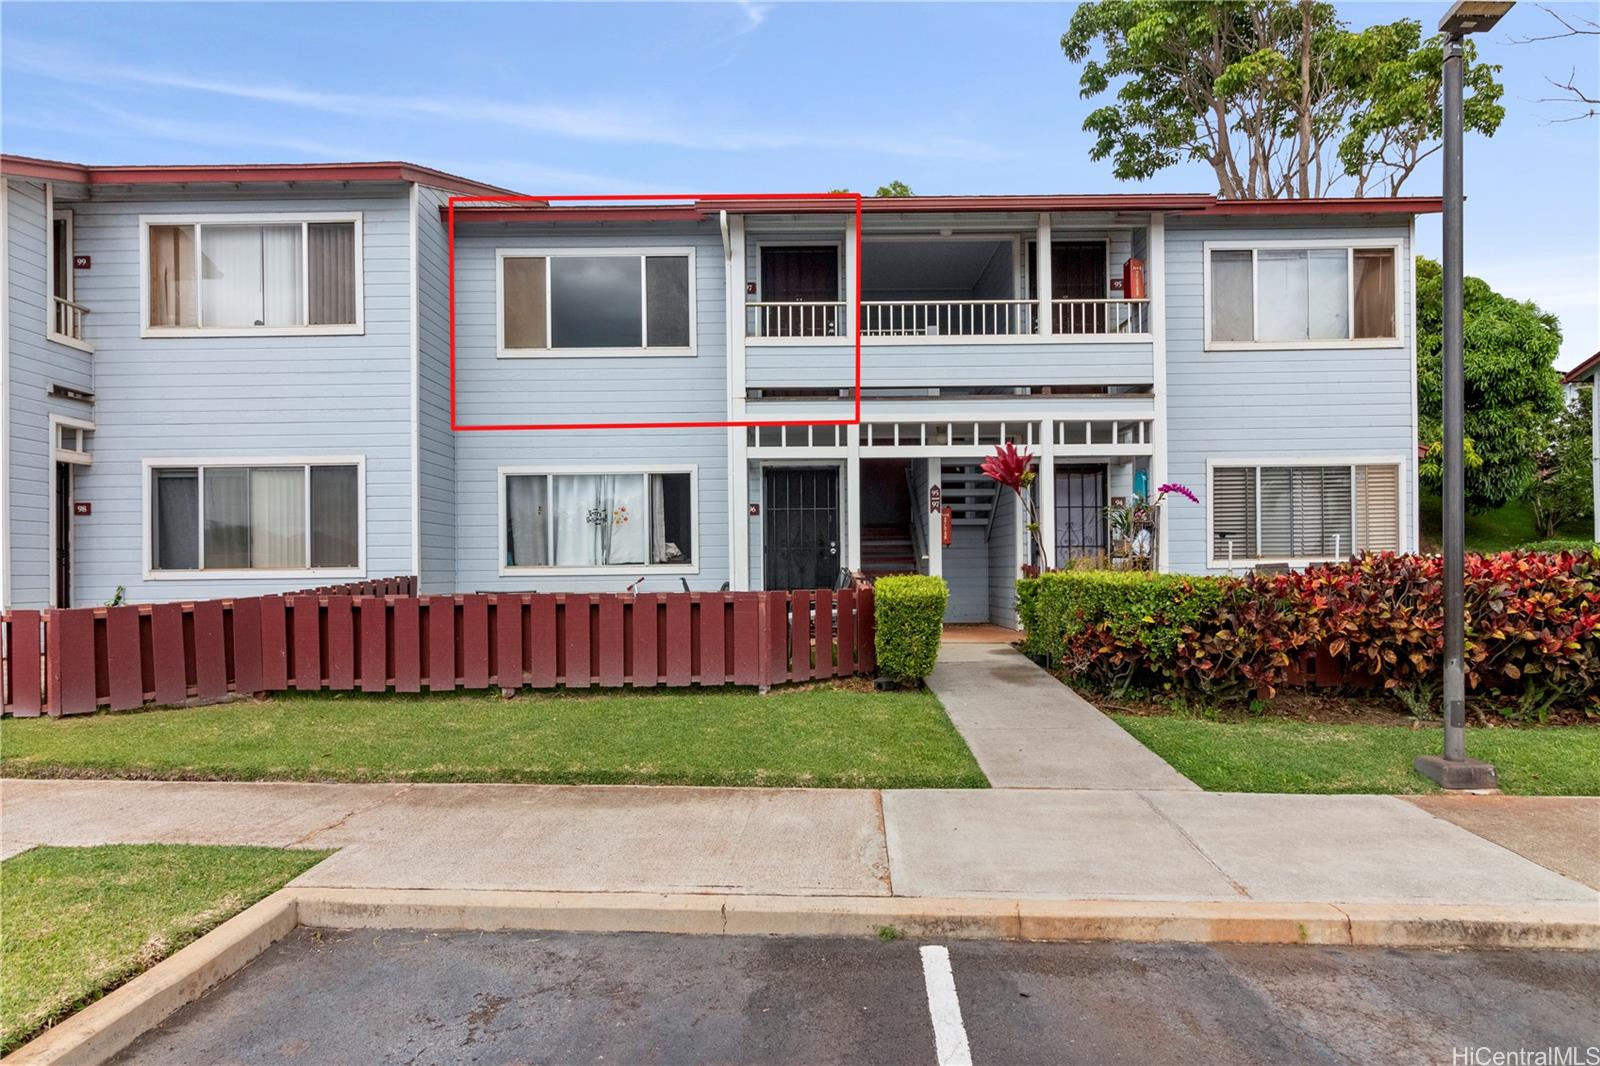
[1110,549,1598,717]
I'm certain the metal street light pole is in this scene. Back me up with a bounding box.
[1414,1,1512,791]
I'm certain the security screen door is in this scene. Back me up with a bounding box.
[763,467,840,590]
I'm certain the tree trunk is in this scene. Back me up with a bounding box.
[1297,0,1313,198]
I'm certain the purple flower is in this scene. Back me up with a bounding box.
[1157,482,1199,505]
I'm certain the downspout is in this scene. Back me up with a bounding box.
[719,209,730,261]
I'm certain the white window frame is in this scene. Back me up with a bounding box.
[44,190,93,353]
[497,246,697,359]
[1202,237,1403,351]
[47,415,95,608]
[1205,455,1407,567]
[138,212,364,338]
[497,464,700,576]
[141,455,367,580]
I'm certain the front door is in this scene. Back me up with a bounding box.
[760,246,839,336]
[54,462,72,608]
[1055,465,1108,563]
[763,467,840,590]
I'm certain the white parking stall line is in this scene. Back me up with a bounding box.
[920,944,974,1066]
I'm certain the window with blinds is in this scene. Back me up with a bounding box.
[145,216,360,333]
[1210,463,1401,563]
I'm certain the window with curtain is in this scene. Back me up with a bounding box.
[1208,245,1397,345]
[501,251,693,352]
[1210,463,1401,562]
[150,461,360,572]
[503,471,693,568]
[147,218,358,330]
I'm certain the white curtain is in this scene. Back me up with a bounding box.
[650,475,667,563]
[250,467,306,568]
[261,225,303,326]
[201,224,302,327]
[1306,249,1348,340]
[552,474,647,566]
[1256,250,1310,342]
[505,475,549,566]
[1210,250,1253,341]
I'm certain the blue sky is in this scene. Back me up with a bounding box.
[2,1,1595,368]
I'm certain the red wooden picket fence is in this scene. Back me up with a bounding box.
[1,582,875,717]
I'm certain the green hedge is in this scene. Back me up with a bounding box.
[874,575,949,682]
[1015,570,1224,662]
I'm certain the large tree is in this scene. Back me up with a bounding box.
[1060,1,1506,198]
[1415,258,1565,513]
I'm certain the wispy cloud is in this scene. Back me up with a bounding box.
[4,39,1003,160]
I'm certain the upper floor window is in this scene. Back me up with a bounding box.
[142,214,361,335]
[499,249,693,356]
[147,458,363,576]
[1210,461,1400,565]
[1206,243,1397,348]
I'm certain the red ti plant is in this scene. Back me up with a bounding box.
[982,442,1054,571]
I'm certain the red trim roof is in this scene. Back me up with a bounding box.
[0,154,519,199]
[1562,351,1600,384]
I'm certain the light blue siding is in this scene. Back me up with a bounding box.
[987,489,1018,627]
[450,221,729,592]
[64,187,417,603]
[416,186,456,593]
[5,179,96,608]
[1161,216,1416,575]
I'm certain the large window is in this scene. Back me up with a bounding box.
[1210,462,1400,564]
[500,249,693,355]
[1207,244,1397,346]
[148,459,362,575]
[144,215,360,334]
[501,469,695,571]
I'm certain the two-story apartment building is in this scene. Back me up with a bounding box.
[2,155,1434,628]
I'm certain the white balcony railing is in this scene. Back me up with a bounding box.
[747,301,847,338]
[52,296,89,343]
[1053,298,1150,336]
[862,299,1036,338]
[745,297,1154,339]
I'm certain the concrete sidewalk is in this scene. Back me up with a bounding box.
[4,779,1594,910]
[928,643,1197,790]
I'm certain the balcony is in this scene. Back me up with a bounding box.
[50,295,91,349]
[746,297,1150,340]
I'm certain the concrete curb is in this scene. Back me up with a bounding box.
[294,888,1600,950]
[11,888,1598,1064]
[5,892,299,1066]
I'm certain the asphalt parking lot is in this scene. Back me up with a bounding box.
[114,928,1600,1065]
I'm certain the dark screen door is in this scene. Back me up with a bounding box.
[763,468,840,590]
[1055,465,1108,562]
[1029,241,1107,332]
[55,462,72,608]
[760,246,839,336]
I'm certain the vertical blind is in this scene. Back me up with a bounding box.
[1211,463,1399,561]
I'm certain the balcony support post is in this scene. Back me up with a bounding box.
[844,213,858,341]
[1036,213,1053,337]
[1038,418,1056,571]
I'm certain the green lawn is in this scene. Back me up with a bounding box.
[1111,715,1600,796]
[0,685,988,789]
[1,844,327,1054]
[1419,493,1594,553]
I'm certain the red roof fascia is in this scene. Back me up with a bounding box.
[0,155,521,199]
[1561,351,1600,383]
[1197,196,1444,216]
[0,155,92,183]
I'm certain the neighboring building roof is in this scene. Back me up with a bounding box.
[0,153,519,199]
[1561,351,1600,384]
[443,192,1444,224]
